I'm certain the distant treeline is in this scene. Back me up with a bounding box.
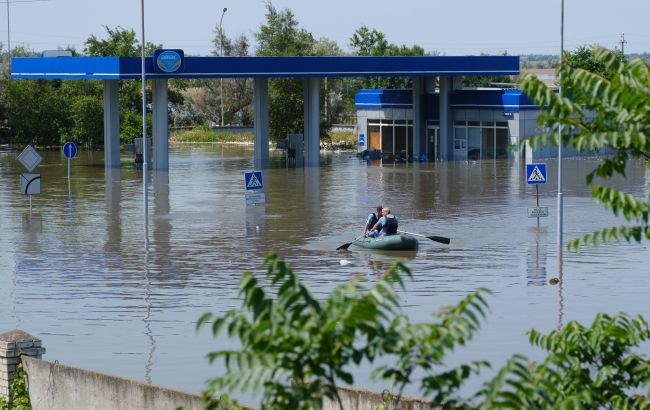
[521,53,650,69]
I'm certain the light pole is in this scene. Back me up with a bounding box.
[219,7,227,127]
[140,0,148,215]
[557,0,564,275]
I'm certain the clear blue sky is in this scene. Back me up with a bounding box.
[6,0,650,56]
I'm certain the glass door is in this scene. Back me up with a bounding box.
[453,127,467,160]
[468,127,481,160]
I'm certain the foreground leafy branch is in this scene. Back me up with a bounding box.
[520,47,650,250]
[197,255,650,409]
[197,254,490,410]
[478,313,650,409]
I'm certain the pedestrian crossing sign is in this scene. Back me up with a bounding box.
[244,171,263,190]
[526,163,547,184]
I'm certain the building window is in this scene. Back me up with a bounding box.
[366,119,414,159]
[453,118,511,160]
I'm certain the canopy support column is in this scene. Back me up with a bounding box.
[412,77,425,159]
[152,78,169,170]
[253,78,270,169]
[303,77,320,167]
[439,76,452,160]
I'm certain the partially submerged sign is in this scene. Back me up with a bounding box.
[244,171,263,190]
[20,173,41,195]
[63,141,77,159]
[528,207,549,218]
[245,192,266,205]
[17,145,43,172]
[244,171,265,205]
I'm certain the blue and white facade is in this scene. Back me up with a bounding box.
[355,84,544,162]
[355,81,610,162]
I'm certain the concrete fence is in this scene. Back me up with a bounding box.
[22,357,203,410]
[1,329,434,410]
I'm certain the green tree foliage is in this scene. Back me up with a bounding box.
[198,254,490,409]
[563,45,609,77]
[520,47,650,249]
[84,26,165,144]
[198,256,650,409]
[60,80,104,149]
[255,3,315,140]
[348,25,427,90]
[7,79,70,147]
[183,31,253,127]
[479,313,650,409]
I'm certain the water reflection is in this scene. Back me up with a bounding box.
[358,250,417,276]
[526,227,548,286]
[105,169,122,254]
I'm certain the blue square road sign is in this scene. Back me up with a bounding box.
[244,171,263,190]
[526,163,547,184]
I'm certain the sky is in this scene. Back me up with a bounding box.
[5,0,650,56]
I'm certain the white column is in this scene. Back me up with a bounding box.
[152,79,169,170]
[439,76,452,160]
[253,78,270,169]
[412,77,424,159]
[103,80,120,168]
[303,78,320,167]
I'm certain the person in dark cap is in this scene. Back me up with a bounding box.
[363,206,383,236]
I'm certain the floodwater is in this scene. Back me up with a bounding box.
[1,145,648,401]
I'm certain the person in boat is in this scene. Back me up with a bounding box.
[368,207,399,238]
[363,206,383,236]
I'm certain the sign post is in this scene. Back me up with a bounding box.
[526,163,548,228]
[17,145,43,212]
[63,141,77,195]
[244,171,265,205]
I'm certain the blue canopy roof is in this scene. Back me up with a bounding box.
[11,55,520,80]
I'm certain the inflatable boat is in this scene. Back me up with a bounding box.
[350,234,419,251]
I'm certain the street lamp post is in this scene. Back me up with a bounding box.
[140,0,148,215]
[557,0,564,275]
[219,7,227,127]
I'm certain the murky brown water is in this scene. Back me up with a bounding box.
[1,144,648,398]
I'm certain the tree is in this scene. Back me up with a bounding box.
[255,3,315,140]
[198,254,490,409]
[198,256,650,409]
[479,313,650,408]
[6,79,70,147]
[84,26,183,144]
[348,25,427,90]
[563,45,609,77]
[520,47,650,248]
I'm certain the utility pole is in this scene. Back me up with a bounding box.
[619,33,627,59]
[219,7,227,127]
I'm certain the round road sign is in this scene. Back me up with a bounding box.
[63,141,77,159]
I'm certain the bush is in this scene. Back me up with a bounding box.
[170,123,253,143]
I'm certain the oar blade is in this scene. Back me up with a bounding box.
[336,242,353,251]
[427,235,451,245]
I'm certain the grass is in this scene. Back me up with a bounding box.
[170,126,253,144]
[170,125,358,150]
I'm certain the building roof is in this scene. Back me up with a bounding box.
[355,88,538,114]
[11,55,520,80]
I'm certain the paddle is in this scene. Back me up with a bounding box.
[336,235,363,251]
[398,230,451,245]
